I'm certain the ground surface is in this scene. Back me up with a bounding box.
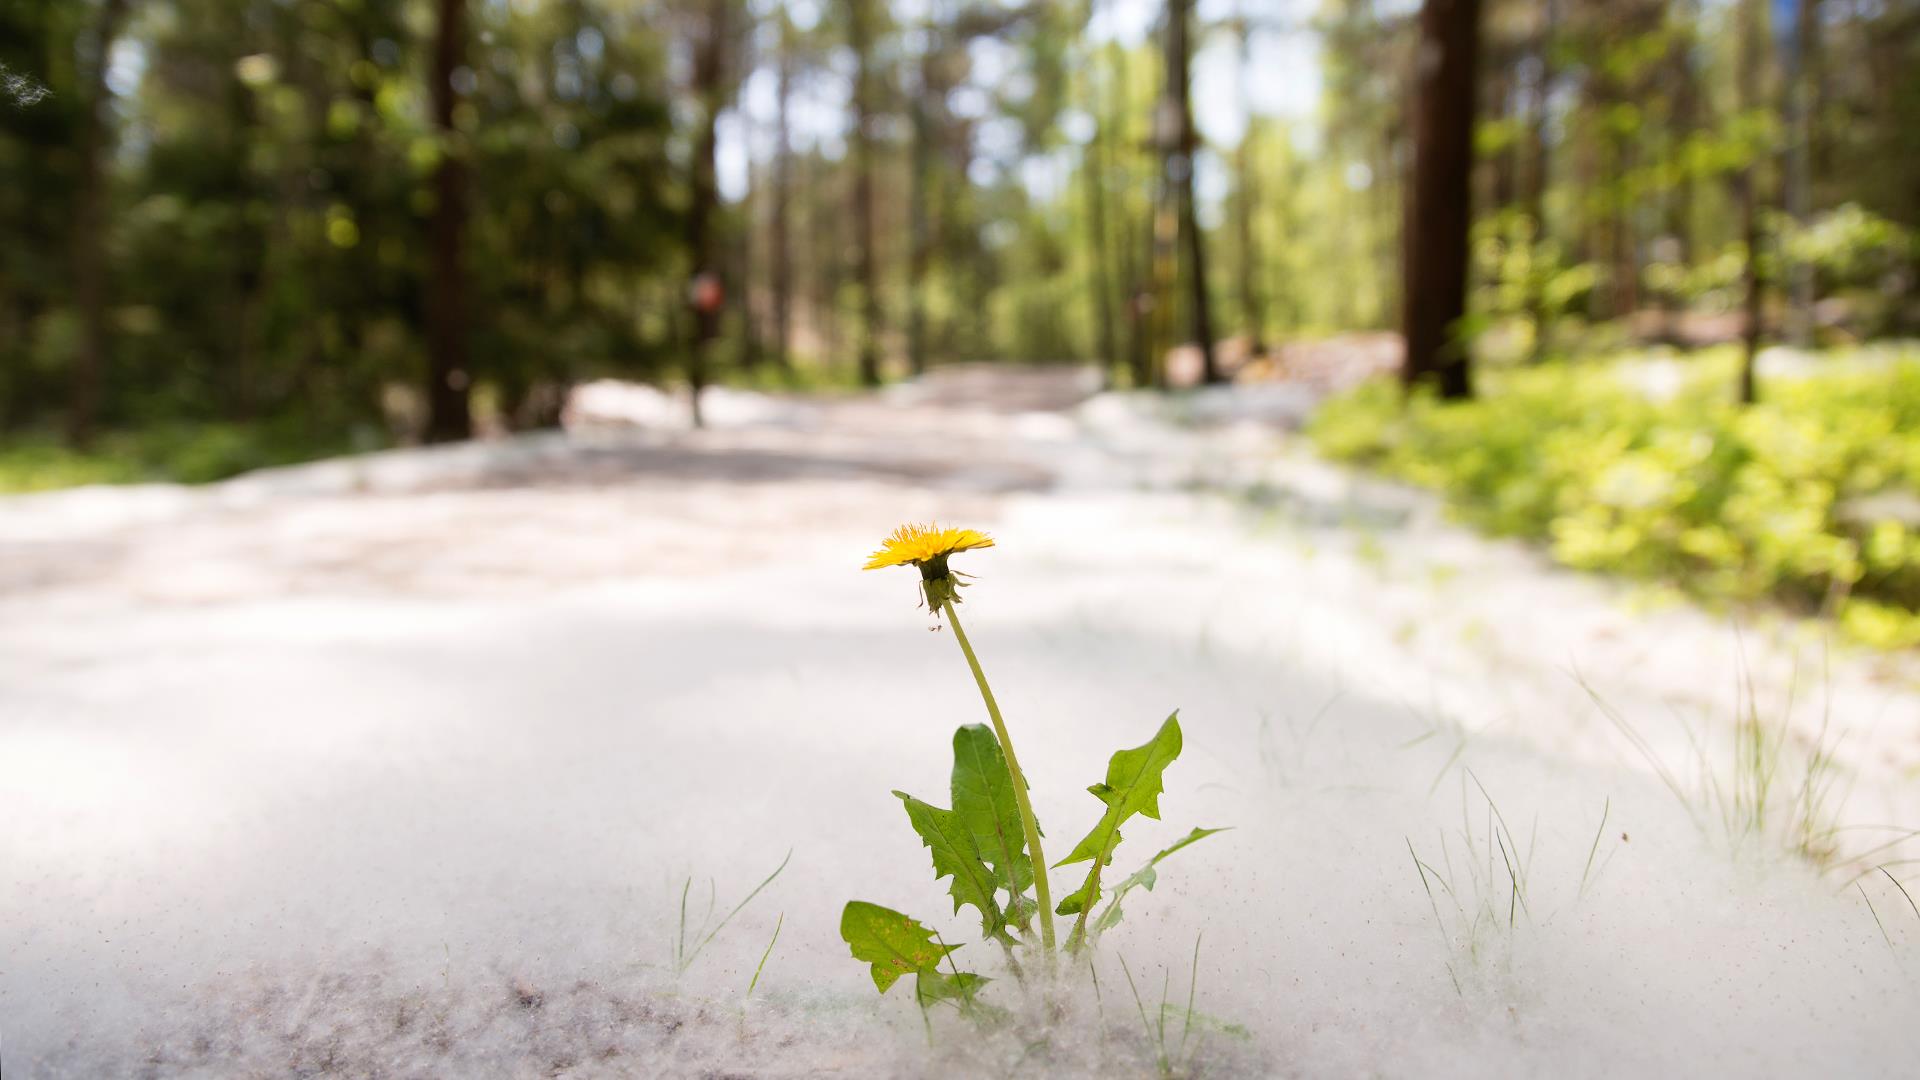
[4,367,1918,1077]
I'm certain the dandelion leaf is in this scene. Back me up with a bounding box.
[1093,826,1230,933]
[1056,876,1101,917]
[840,901,959,994]
[1055,713,1184,869]
[913,969,991,1006]
[894,791,1006,938]
[1002,893,1038,935]
[1053,713,1183,916]
[949,724,1034,902]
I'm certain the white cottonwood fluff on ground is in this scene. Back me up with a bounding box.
[3,372,1917,1077]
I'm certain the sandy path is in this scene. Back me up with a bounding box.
[3,368,1916,1077]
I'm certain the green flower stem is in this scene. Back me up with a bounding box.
[941,598,1057,954]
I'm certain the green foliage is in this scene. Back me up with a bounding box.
[850,702,1221,1012]
[949,725,1036,929]
[1055,713,1184,917]
[1778,204,1918,336]
[1308,348,1920,649]
[0,420,381,492]
[889,722,1037,948]
[1471,209,1598,354]
[894,789,1011,941]
[838,901,961,994]
[2,0,679,444]
[912,969,993,1009]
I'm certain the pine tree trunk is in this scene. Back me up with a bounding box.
[771,16,794,372]
[1083,0,1118,386]
[908,24,937,378]
[1662,3,1699,345]
[425,0,473,442]
[686,0,729,426]
[67,0,131,448]
[1168,0,1219,384]
[847,0,882,386]
[1234,6,1265,356]
[1783,0,1819,345]
[1737,0,1764,404]
[1401,0,1481,400]
[1524,0,1557,362]
[1110,43,1150,387]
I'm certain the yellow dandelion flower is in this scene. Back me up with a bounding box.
[865,522,995,616]
[862,523,996,571]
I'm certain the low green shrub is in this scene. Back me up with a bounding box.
[0,419,383,492]
[1307,347,1920,649]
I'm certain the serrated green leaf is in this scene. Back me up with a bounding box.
[950,724,1034,902]
[1055,713,1184,871]
[1092,826,1231,933]
[894,791,1006,937]
[1052,713,1184,923]
[840,901,959,994]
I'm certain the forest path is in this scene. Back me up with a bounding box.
[3,366,1917,1076]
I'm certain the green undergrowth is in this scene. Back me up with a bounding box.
[1308,345,1920,649]
[0,419,383,492]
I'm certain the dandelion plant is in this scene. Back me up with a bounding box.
[841,523,1224,1017]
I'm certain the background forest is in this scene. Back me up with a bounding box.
[6,0,1916,462]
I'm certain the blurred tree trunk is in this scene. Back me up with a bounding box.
[1522,0,1553,230]
[846,0,881,386]
[1082,0,1118,386]
[1610,130,1638,318]
[1524,0,1557,362]
[1146,94,1177,385]
[1400,0,1481,400]
[806,151,843,367]
[1233,4,1265,356]
[686,0,730,426]
[1483,40,1514,212]
[1737,0,1764,404]
[229,18,268,422]
[907,15,937,378]
[1660,2,1699,346]
[425,0,473,442]
[1782,0,1818,345]
[1110,43,1149,388]
[67,0,131,449]
[1167,0,1219,384]
[771,12,795,372]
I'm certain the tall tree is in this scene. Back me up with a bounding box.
[685,0,731,425]
[67,0,132,447]
[1166,0,1219,384]
[1782,0,1818,344]
[1109,41,1150,388]
[1660,0,1699,344]
[1232,1,1266,357]
[845,0,882,386]
[1524,0,1559,360]
[1736,0,1765,404]
[770,7,796,372]
[1401,0,1482,400]
[906,5,940,377]
[425,0,473,442]
[1082,0,1118,385]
